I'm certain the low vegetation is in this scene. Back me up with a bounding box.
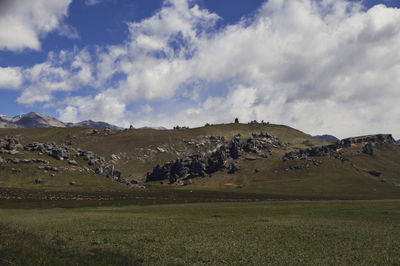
[1,200,400,265]
[0,122,399,264]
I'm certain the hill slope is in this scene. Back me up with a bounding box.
[0,123,399,200]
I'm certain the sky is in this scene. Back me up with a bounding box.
[0,0,400,139]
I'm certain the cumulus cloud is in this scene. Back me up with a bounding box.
[17,48,95,105]
[11,0,400,138]
[0,67,23,89]
[0,0,72,51]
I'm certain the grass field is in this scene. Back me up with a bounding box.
[1,200,400,265]
[0,125,399,265]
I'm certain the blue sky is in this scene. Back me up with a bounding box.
[0,0,399,138]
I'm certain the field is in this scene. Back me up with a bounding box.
[0,200,399,265]
[1,125,399,265]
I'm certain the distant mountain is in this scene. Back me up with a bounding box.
[0,112,65,128]
[66,120,123,130]
[0,113,122,130]
[313,134,339,142]
[397,140,400,145]
[138,126,168,130]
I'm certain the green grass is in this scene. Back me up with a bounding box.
[0,200,400,265]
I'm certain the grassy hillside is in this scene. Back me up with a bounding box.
[1,123,399,200]
[0,123,326,178]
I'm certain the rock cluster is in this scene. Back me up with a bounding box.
[339,134,396,147]
[5,158,49,164]
[0,136,23,151]
[25,142,70,160]
[38,165,59,172]
[147,132,283,184]
[146,154,206,183]
[75,149,105,165]
[283,144,341,161]
[95,164,121,180]
[283,134,396,161]
[243,132,283,158]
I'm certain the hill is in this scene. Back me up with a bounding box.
[0,123,399,200]
[313,134,339,142]
[0,112,65,128]
[0,112,122,130]
[66,120,123,130]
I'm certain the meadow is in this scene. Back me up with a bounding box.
[1,200,399,265]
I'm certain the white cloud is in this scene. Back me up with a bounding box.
[17,49,95,105]
[60,93,128,126]
[58,106,78,123]
[85,0,101,6]
[0,67,23,89]
[0,0,72,51]
[57,24,80,39]
[12,0,400,138]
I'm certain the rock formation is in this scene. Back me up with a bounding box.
[147,132,283,184]
[283,134,395,161]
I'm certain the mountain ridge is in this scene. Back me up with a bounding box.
[0,112,122,130]
[313,134,339,142]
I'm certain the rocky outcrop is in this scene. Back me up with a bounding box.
[75,149,105,166]
[0,136,23,151]
[283,134,396,161]
[147,133,282,184]
[362,143,374,155]
[339,134,395,147]
[95,165,122,181]
[283,144,341,161]
[206,146,228,174]
[243,132,283,158]
[146,154,206,183]
[25,142,70,160]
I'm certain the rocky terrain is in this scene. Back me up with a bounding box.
[283,134,396,161]
[146,132,284,184]
[0,120,399,198]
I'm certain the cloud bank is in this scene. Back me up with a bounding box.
[0,0,72,51]
[2,0,400,138]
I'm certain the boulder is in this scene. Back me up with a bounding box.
[368,170,381,177]
[12,168,21,173]
[0,156,3,164]
[34,178,42,184]
[206,146,228,174]
[228,135,243,159]
[362,143,374,155]
[69,181,76,186]
[68,160,78,166]
[227,163,241,174]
